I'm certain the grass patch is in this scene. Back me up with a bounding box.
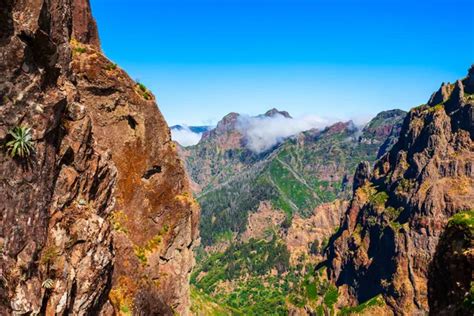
[323,285,338,309]
[136,82,152,100]
[105,62,118,71]
[369,191,389,208]
[73,46,87,54]
[339,295,385,315]
[448,210,474,233]
[40,245,59,266]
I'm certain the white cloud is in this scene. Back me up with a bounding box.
[171,126,203,146]
[237,113,334,153]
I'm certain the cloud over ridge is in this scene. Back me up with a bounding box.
[237,113,331,153]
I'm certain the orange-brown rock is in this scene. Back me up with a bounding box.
[0,0,198,315]
[70,40,199,315]
[241,201,286,242]
[326,67,474,315]
[286,200,347,265]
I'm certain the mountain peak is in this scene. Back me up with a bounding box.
[264,108,292,118]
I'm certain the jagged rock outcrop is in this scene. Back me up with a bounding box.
[326,67,474,314]
[0,1,198,315]
[428,211,473,315]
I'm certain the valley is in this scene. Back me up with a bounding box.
[0,1,472,315]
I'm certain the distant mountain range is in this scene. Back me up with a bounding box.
[179,107,407,313]
[171,125,213,134]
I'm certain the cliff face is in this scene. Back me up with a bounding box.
[428,210,473,315]
[327,68,474,314]
[0,1,198,315]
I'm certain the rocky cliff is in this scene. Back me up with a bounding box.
[0,1,198,315]
[326,67,474,314]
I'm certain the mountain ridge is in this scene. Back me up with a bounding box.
[326,66,474,315]
[183,107,407,314]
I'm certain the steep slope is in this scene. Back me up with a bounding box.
[326,67,474,314]
[183,109,405,313]
[0,1,198,315]
[185,109,405,246]
[429,210,473,315]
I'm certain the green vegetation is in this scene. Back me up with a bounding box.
[187,110,407,314]
[105,62,118,70]
[134,245,148,265]
[369,190,389,208]
[427,103,444,113]
[267,158,318,217]
[385,206,402,221]
[40,245,59,266]
[323,285,339,311]
[137,82,147,92]
[396,178,414,194]
[136,82,152,100]
[192,234,344,315]
[111,210,129,233]
[73,46,86,54]
[463,281,474,312]
[5,126,35,158]
[339,295,385,315]
[192,236,292,314]
[448,210,474,233]
[192,235,290,290]
[191,287,243,315]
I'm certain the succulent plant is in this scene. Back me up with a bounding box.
[5,126,34,158]
[42,278,54,289]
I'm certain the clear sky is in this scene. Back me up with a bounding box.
[90,0,474,126]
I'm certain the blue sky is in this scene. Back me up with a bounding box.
[90,0,474,126]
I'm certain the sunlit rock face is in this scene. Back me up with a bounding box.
[0,1,198,314]
[327,67,474,315]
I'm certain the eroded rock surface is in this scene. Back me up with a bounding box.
[326,66,474,314]
[0,1,198,314]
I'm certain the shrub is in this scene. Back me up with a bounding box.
[105,62,117,71]
[323,285,339,309]
[448,210,474,233]
[136,82,152,100]
[73,46,86,54]
[369,191,389,208]
[137,82,147,92]
[5,126,35,158]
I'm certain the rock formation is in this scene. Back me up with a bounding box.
[326,66,474,314]
[0,1,198,314]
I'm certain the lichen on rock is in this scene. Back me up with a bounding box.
[0,0,198,314]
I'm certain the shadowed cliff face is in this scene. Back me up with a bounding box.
[428,211,473,315]
[326,68,474,314]
[0,1,198,315]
